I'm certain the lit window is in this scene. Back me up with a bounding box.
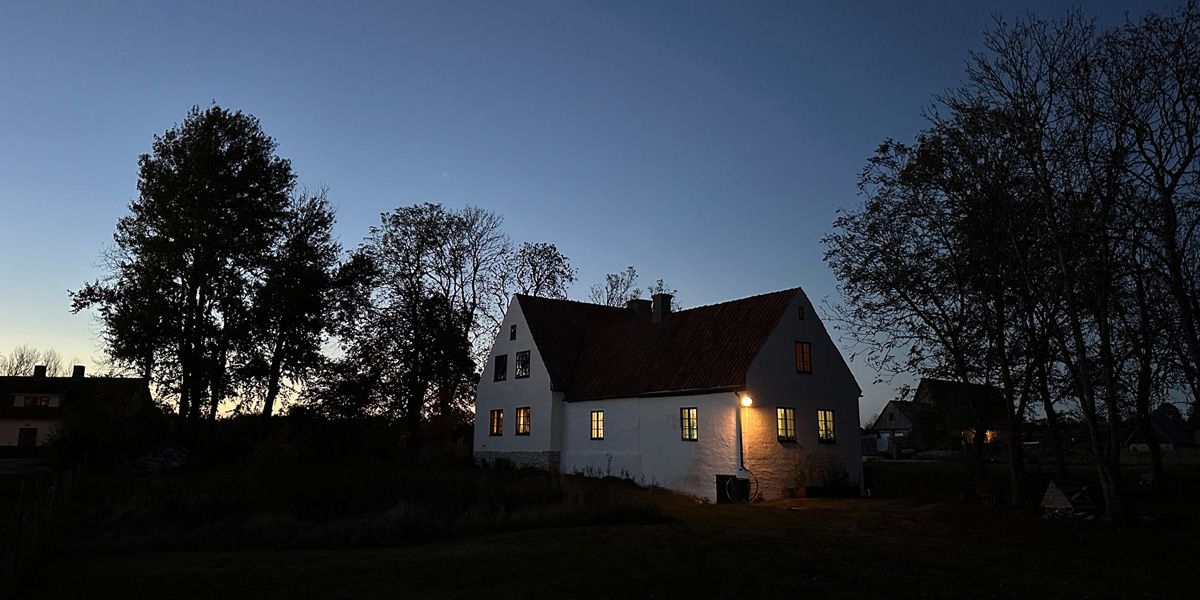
[516,407,531,435]
[493,355,507,382]
[516,350,530,379]
[680,407,698,441]
[777,407,796,442]
[795,342,812,373]
[590,411,604,440]
[489,409,503,436]
[510,325,517,340]
[818,410,835,443]
[23,396,51,407]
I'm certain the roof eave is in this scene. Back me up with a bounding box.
[565,384,743,403]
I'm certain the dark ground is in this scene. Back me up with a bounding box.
[7,457,1199,599]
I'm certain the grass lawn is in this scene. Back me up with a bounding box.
[22,460,1200,599]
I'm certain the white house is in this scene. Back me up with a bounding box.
[0,365,150,451]
[473,288,862,502]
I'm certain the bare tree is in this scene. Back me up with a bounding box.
[3,345,40,376]
[589,267,682,309]
[40,349,64,377]
[589,266,639,307]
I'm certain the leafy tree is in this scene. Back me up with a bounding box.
[239,188,346,430]
[337,204,505,448]
[72,104,296,424]
[827,5,1200,517]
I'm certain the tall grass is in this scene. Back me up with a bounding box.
[66,458,666,552]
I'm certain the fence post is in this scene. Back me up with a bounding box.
[13,479,26,584]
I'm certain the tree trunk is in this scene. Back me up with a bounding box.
[261,337,286,436]
[1038,362,1069,479]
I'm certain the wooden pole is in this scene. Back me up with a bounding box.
[13,479,26,584]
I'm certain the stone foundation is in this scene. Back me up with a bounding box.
[474,450,561,473]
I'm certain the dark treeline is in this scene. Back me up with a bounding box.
[825,3,1200,519]
[71,105,579,451]
[70,104,678,455]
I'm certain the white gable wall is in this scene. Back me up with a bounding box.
[0,419,60,446]
[742,288,863,498]
[473,297,561,469]
[560,391,741,502]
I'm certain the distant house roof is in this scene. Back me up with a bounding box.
[1125,415,1195,447]
[517,288,798,401]
[872,400,927,433]
[914,378,1008,429]
[0,374,150,419]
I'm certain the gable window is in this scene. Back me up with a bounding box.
[516,407,531,435]
[818,410,836,443]
[795,342,812,373]
[515,350,531,379]
[798,305,805,320]
[489,409,503,436]
[777,407,796,442]
[590,411,604,440]
[510,324,517,340]
[680,407,698,441]
[494,354,507,382]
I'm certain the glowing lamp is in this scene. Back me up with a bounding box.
[740,395,753,407]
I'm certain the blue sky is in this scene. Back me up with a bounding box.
[0,0,1169,421]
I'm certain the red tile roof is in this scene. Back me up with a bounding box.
[516,295,637,391]
[518,288,798,401]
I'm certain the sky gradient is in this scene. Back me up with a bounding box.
[0,0,1171,421]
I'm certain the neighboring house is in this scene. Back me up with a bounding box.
[871,399,925,452]
[911,378,1007,447]
[1125,414,1195,452]
[0,365,149,450]
[473,288,863,502]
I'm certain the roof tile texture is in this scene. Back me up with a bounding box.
[518,288,797,401]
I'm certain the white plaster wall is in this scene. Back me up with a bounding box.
[0,419,60,446]
[473,297,558,457]
[560,392,742,502]
[743,288,864,498]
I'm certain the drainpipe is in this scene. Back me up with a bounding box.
[735,393,752,477]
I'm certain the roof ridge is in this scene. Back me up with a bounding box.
[517,287,800,314]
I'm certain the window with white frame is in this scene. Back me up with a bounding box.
[777,407,796,442]
[516,407,531,435]
[590,411,604,440]
[516,350,530,378]
[818,410,836,443]
[490,409,503,436]
[494,354,507,382]
[680,407,698,441]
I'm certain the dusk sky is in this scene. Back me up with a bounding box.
[0,0,1169,422]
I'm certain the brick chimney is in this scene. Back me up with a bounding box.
[652,293,673,322]
[626,298,652,319]
[33,365,46,379]
[73,365,86,378]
